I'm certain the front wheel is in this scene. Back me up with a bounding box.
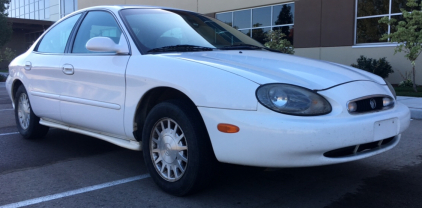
[142,100,217,196]
[14,85,49,139]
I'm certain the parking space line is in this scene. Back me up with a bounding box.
[0,132,19,136]
[0,109,13,111]
[0,174,150,208]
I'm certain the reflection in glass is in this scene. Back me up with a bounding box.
[233,10,251,29]
[273,4,294,25]
[40,0,45,10]
[252,7,271,27]
[357,0,389,17]
[356,17,387,43]
[392,0,422,13]
[252,27,270,44]
[239,29,251,37]
[215,12,232,27]
[273,26,294,44]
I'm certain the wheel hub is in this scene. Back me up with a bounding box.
[17,93,30,130]
[150,118,188,182]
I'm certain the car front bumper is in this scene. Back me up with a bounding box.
[198,101,410,168]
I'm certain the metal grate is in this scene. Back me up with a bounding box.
[355,97,383,113]
[323,137,395,158]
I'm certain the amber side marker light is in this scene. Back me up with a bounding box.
[217,123,240,133]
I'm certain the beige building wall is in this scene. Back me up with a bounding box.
[78,0,198,12]
[296,46,422,85]
[77,0,294,13]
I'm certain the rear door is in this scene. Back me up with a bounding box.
[26,14,82,122]
[59,10,130,137]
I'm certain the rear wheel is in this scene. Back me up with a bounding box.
[142,100,216,196]
[14,85,49,139]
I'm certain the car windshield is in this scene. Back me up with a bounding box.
[119,8,265,53]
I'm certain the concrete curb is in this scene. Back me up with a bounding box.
[409,108,422,120]
[397,96,422,120]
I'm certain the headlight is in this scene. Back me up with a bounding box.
[384,79,396,99]
[256,84,332,116]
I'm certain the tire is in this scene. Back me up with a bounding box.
[142,100,217,196]
[14,85,49,139]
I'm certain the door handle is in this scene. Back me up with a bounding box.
[62,64,74,75]
[25,61,32,71]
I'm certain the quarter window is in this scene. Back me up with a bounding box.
[216,3,295,44]
[356,0,422,44]
[36,14,81,53]
[72,11,123,53]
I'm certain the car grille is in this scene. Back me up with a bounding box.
[323,136,395,158]
[355,97,383,112]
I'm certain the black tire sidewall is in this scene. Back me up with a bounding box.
[142,100,212,196]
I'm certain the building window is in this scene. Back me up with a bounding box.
[355,0,421,44]
[216,3,294,45]
[7,0,52,21]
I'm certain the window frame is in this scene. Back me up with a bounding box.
[68,9,131,56]
[33,12,84,54]
[215,2,295,42]
[354,0,411,45]
[33,9,132,56]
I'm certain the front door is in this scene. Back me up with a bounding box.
[26,14,82,122]
[59,11,130,137]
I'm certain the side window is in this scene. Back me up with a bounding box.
[72,11,123,53]
[37,14,81,53]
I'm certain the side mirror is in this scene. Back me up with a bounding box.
[85,35,129,54]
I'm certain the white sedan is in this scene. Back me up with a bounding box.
[5,5,410,196]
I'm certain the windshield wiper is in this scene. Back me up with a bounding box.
[146,45,215,53]
[219,44,264,50]
[219,44,283,53]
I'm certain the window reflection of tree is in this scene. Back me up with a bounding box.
[357,18,387,43]
[275,5,293,25]
[274,5,294,44]
[357,0,389,16]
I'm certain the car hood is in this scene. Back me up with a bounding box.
[161,50,385,90]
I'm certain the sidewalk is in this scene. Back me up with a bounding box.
[397,96,422,120]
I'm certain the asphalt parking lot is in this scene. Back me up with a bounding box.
[1,82,422,208]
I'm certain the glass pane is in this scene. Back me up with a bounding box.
[357,0,389,17]
[233,10,251,29]
[35,10,39,19]
[392,0,422,13]
[37,14,81,53]
[356,17,388,43]
[25,4,29,14]
[72,11,122,53]
[20,7,24,15]
[45,0,49,8]
[273,25,294,44]
[30,12,34,19]
[215,12,232,27]
[252,27,270,44]
[239,29,251,37]
[35,1,38,10]
[64,0,74,15]
[273,3,294,25]
[30,3,34,12]
[45,6,49,19]
[252,7,271,27]
[39,0,44,10]
[40,8,44,19]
